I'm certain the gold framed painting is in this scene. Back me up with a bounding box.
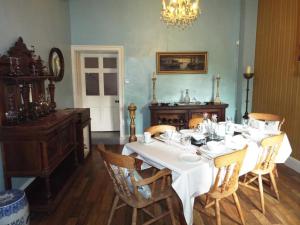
[156,52,208,74]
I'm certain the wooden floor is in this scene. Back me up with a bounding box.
[31,145,300,225]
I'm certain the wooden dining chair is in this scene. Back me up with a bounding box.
[240,133,284,214]
[248,112,285,130]
[188,117,204,129]
[98,145,176,225]
[145,125,176,137]
[249,112,285,178]
[199,146,248,225]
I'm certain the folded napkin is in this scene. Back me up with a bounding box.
[226,135,247,150]
[243,127,267,142]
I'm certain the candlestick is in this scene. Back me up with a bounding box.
[243,71,254,119]
[9,57,16,76]
[151,72,158,105]
[214,74,221,104]
[48,80,56,111]
[128,103,137,142]
[29,84,33,102]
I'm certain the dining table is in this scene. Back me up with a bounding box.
[122,124,292,225]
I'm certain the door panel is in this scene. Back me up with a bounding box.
[85,73,100,95]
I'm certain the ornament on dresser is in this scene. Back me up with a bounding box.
[184,89,190,104]
[5,93,19,125]
[151,72,158,105]
[214,74,221,104]
[0,37,62,125]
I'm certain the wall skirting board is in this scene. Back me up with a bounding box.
[19,178,35,190]
[285,157,300,173]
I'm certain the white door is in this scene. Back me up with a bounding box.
[80,53,120,131]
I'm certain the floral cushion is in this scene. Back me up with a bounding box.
[125,170,152,199]
[111,165,152,199]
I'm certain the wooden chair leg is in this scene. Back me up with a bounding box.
[243,173,248,183]
[132,208,137,225]
[205,194,210,206]
[215,199,221,225]
[269,172,280,201]
[273,165,279,178]
[107,195,119,225]
[258,174,265,214]
[232,192,245,225]
[166,197,177,225]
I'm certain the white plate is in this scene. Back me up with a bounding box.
[179,153,202,162]
[201,142,227,153]
[160,133,181,140]
[143,139,155,145]
[191,133,206,141]
[160,134,168,139]
[180,129,195,135]
[234,124,246,132]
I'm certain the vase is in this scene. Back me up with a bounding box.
[0,189,30,225]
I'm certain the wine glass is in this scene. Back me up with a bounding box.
[180,134,191,150]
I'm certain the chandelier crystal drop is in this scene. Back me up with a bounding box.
[161,0,201,29]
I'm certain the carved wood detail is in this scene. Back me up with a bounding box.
[0,37,57,125]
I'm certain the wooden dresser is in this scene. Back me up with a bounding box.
[0,108,91,212]
[149,103,228,130]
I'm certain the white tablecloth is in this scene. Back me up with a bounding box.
[122,134,292,225]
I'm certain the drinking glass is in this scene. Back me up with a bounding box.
[242,118,249,128]
[225,121,234,136]
[180,134,191,150]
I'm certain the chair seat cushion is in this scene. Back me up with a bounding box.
[110,164,152,199]
[125,170,152,199]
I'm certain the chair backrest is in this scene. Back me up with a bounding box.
[98,146,141,202]
[248,113,285,130]
[255,133,284,172]
[210,146,247,196]
[188,117,204,129]
[145,125,176,137]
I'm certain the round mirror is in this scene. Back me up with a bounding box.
[49,48,64,82]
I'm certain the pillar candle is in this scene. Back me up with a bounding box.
[152,72,157,79]
[246,65,252,74]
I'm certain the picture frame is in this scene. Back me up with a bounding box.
[49,47,64,82]
[156,52,208,74]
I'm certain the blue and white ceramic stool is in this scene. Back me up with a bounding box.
[0,189,30,225]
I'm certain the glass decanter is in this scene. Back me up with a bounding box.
[184,89,190,104]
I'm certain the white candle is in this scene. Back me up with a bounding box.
[152,72,157,79]
[162,0,166,10]
[246,65,252,74]
[29,84,33,102]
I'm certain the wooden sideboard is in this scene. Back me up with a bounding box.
[0,108,91,212]
[149,103,228,130]
[70,108,92,163]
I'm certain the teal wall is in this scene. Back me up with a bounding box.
[69,0,257,134]
[236,0,258,123]
[0,0,72,191]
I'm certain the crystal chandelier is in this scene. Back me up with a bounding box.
[161,0,201,29]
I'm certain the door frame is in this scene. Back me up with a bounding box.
[71,45,125,138]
